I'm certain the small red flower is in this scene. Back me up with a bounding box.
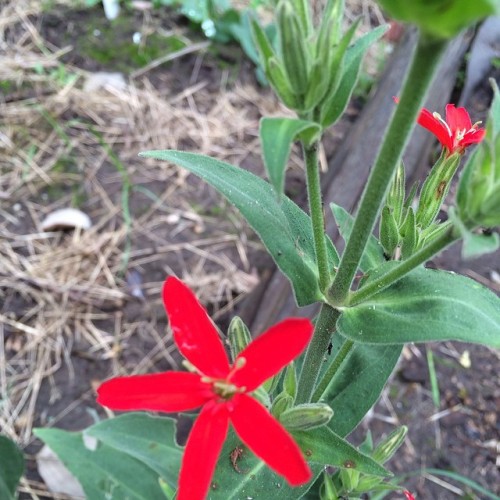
[403,490,416,500]
[394,98,485,156]
[97,276,313,500]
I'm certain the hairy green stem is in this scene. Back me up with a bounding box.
[328,34,448,305]
[304,141,330,293]
[296,304,340,404]
[311,339,354,402]
[349,224,459,306]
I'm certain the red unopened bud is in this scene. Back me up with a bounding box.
[404,490,416,500]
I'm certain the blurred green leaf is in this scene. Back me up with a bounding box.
[0,435,24,500]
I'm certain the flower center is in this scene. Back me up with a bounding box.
[201,357,247,400]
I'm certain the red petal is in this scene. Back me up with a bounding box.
[97,371,211,412]
[445,104,472,132]
[417,108,453,151]
[163,277,230,378]
[178,401,229,500]
[459,127,486,148]
[231,318,313,391]
[229,394,312,486]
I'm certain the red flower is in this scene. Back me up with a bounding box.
[97,276,313,500]
[394,98,485,156]
[417,104,485,155]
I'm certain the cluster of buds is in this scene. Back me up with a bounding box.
[251,0,381,127]
[457,80,500,230]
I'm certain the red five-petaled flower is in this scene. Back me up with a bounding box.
[394,98,485,156]
[97,277,313,500]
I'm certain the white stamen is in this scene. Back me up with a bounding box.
[432,112,452,136]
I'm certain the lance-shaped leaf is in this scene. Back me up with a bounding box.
[321,25,388,128]
[209,425,389,499]
[34,428,167,500]
[85,413,183,488]
[140,150,339,305]
[0,435,24,500]
[260,117,321,197]
[338,267,500,347]
[319,337,402,437]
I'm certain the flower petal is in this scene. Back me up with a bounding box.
[445,103,472,132]
[178,401,229,500]
[97,371,211,412]
[460,128,486,148]
[231,318,313,391]
[417,108,453,151]
[229,394,312,486]
[163,277,231,378]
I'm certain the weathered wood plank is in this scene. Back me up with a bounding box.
[241,29,470,333]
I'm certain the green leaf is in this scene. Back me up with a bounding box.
[34,428,166,500]
[209,425,389,499]
[321,25,388,128]
[294,426,390,477]
[0,435,24,500]
[210,428,320,500]
[141,150,340,305]
[320,339,402,437]
[376,0,498,39]
[331,203,384,272]
[85,414,183,488]
[260,117,321,196]
[337,267,500,347]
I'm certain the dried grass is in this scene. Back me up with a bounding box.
[0,0,379,496]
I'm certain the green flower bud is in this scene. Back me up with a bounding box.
[340,467,360,491]
[320,471,340,500]
[415,151,461,230]
[400,207,417,259]
[267,57,299,109]
[380,206,400,258]
[270,391,294,419]
[354,474,384,493]
[376,0,498,39]
[457,79,500,229]
[277,0,310,96]
[283,361,297,399]
[278,402,333,430]
[371,426,407,464]
[228,316,252,361]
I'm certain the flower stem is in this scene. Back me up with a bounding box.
[311,338,354,402]
[349,224,459,306]
[295,303,340,404]
[303,141,330,293]
[328,34,448,306]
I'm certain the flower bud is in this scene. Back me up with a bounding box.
[270,391,294,419]
[457,79,500,229]
[371,426,407,464]
[380,206,400,258]
[283,361,297,400]
[277,0,310,96]
[340,467,360,491]
[279,403,333,431]
[320,471,340,500]
[228,316,252,361]
[415,152,460,230]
